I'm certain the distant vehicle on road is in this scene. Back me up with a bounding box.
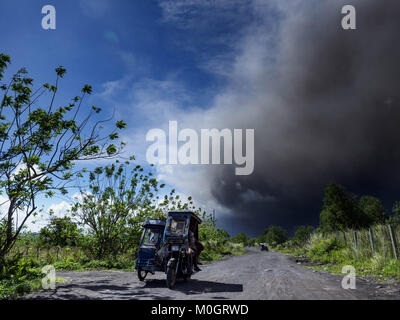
[260,243,269,251]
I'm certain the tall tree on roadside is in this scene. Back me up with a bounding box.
[319,182,370,232]
[39,216,81,247]
[359,196,386,225]
[231,232,249,246]
[0,54,126,258]
[387,201,400,224]
[71,160,197,259]
[263,226,287,246]
[293,225,314,246]
[198,211,230,243]
[393,201,400,215]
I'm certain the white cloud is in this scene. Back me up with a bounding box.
[47,201,72,217]
[93,0,326,230]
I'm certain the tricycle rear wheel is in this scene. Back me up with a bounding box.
[137,268,148,281]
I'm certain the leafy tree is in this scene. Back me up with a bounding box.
[263,225,287,246]
[71,160,197,259]
[198,212,230,243]
[385,202,400,224]
[393,201,400,215]
[358,196,386,224]
[0,54,126,258]
[319,182,369,232]
[39,216,81,247]
[71,161,157,258]
[231,232,249,246]
[293,225,314,246]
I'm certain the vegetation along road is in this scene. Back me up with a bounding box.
[24,248,399,300]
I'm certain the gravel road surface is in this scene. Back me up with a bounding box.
[24,248,399,300]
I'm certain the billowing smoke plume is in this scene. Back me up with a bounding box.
[152,0,400,236]
[202,0,400,235]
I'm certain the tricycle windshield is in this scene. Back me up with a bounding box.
[166,217,187,234]
[141,228,162,247]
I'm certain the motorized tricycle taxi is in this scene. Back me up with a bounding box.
[135,211,202,289]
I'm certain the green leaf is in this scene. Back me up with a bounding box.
[55,66,67,78]
[116,120,127,129]
[106,144,117,155]
[82,84,92,94]
[109,132,119,140]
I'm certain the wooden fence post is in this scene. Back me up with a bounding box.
[353,231,358,249]
[369,228,375,255]
[388,224,398,260]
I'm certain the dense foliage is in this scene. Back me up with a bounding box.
[255,226,287,247]
[0,53,126,259]
[231,232,250,246]
[292,225,314,246]
[319,182,387,232]
[39,217,81,247]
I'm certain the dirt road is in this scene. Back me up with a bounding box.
[24,248,399,300]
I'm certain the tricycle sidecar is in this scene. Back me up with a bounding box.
[135,219,166,281]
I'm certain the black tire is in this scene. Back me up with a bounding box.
[166,258,177,289]
[137,268,148,281]
[181,258,191,282]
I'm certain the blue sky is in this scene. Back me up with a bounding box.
[0,0,235,110]
[0,0,268,233]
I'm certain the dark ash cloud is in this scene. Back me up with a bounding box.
[209,0,400,236]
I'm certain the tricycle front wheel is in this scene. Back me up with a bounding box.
[137,268,148,281]
[166,258,177,289]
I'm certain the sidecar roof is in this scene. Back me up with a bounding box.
[167,211,202,224]
[143,219,166,228]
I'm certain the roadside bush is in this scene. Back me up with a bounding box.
[0,255,43,299]
[231,233,250,246]
[200,240,244,262]
[292,226,314,247]
[261,226,287,248]
[307,238,345,263]
[39,217,82,247]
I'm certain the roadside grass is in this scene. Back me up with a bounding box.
[0,276,67,300]
[200,241,245,262]
[274,230,400,282]
[1,240,245,299]
[0,247,137,299]
[0,255,67,300]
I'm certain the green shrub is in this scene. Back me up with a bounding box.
[0,255,43,299]
[307,238,345,263]
[53,260,82,271]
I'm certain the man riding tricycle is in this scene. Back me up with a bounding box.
[135,211,203,289]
